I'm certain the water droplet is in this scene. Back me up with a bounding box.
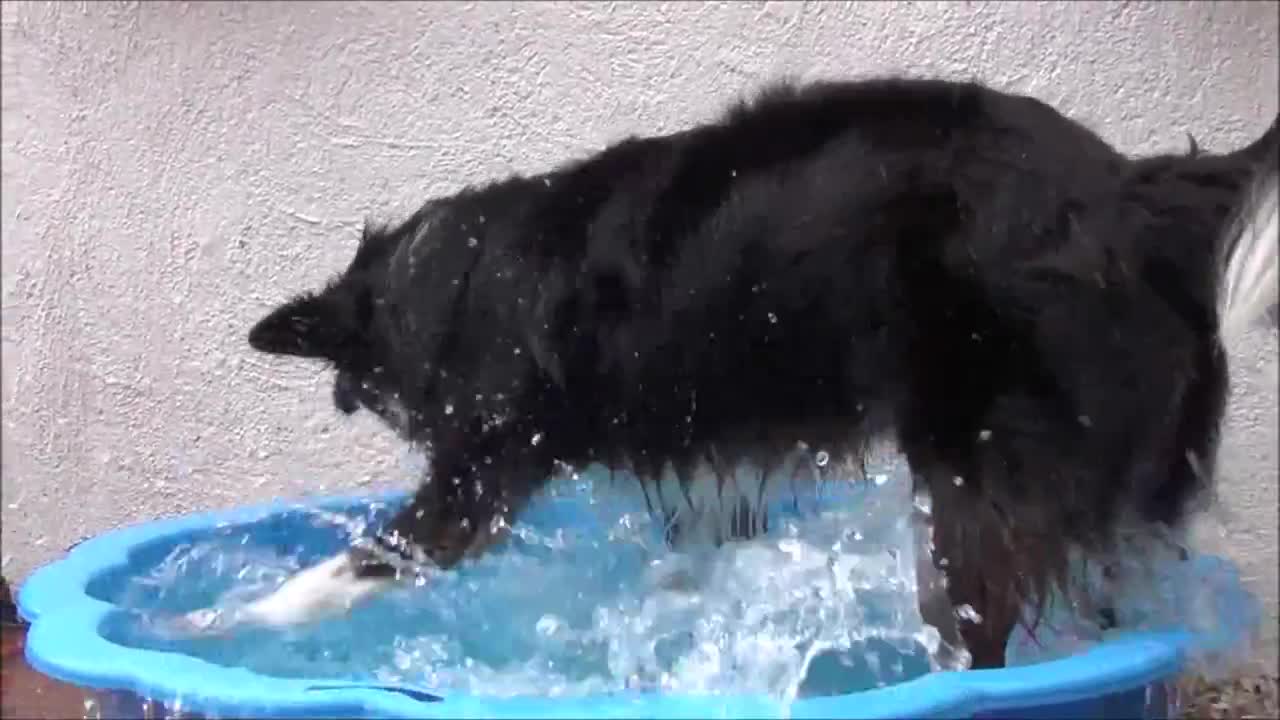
[489,515,507,535]
[467,237,478,248]
[913,490,933,515]
[530,432,543,446]
[444,403,454,415]
[767,312,778,324]
[977,429,992,442]
[535,614,563,637]
[815,450,830,467]
[543,178,552,187]
[953,475,965,486]
[955,604,983,624]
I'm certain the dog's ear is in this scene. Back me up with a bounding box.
[248,290,360,360]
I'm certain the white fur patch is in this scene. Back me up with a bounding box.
[238,552,395,627]
[1220,171,1279,343]
[173,552,398,634]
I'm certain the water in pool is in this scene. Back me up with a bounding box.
[95,452,1260,703]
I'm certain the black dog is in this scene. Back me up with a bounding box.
[229,78,1277,669]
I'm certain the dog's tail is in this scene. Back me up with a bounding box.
[1218,117,1279,345]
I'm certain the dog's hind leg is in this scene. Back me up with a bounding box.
[912,501,969,669]
[923,476,1024,669]
[897,392,1083,669]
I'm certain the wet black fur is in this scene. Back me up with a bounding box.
[249,77,1278,667]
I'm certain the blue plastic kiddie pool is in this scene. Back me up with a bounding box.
[18,475,1252,720]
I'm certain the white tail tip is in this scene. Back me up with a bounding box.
[1220,171,1279,344]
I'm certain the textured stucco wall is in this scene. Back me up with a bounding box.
[2,1,1276,666]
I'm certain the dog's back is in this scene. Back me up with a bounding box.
[518,78,1261,532]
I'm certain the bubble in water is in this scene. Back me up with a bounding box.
[535,615,564,637]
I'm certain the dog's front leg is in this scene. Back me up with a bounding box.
[232,547,406,628]
[175,433,553,634]
[170,545,406,635]
[381,429,555,571]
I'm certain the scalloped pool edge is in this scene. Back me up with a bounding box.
[17,492,1205,719]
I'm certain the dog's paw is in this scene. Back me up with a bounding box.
[237,552,397,628]
[154,606,243,639]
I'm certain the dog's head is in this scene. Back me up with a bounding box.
[247,221,411,434]
[247,199,551,447]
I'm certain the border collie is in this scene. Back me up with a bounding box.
[208,78,1277,669]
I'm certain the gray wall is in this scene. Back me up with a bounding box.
[2,1,1276,668]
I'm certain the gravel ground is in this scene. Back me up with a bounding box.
[1178,671,1279,719]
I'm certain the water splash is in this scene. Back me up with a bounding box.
[101,459,1259,704]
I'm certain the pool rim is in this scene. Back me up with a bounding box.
[18,489,1208,719]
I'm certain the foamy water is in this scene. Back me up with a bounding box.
[101,456,1260,704]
